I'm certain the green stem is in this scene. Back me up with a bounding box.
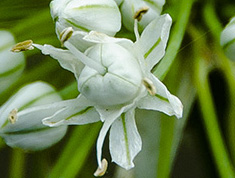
[153,0,195,80]
[203,1,235,165]
[191,25,235,177]
[9,149,25,178]
[195,57,235,178]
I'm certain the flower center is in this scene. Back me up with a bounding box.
[78,43,142,106]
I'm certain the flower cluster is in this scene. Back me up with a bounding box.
[7,0,183,176]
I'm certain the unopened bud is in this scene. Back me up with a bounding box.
[0,30,25,94]
[220,16,235,61]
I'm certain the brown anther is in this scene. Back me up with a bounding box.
[143,78,156,96]
[11,40,34,52]
[94,159,108,177]
[8,108,18,124]
[60,27,73,47]
[134,6,149,21]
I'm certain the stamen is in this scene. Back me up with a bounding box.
[94,158,108,177]
[143,78,156,96]
[60,27,74,47]
[8,108,18,124]
[11,40,34,52]
[134,6,149,21]
[134,19,140,40]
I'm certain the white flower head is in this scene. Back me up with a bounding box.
[0,82,68,151]
[24,13,182,173]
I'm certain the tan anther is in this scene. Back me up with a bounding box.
[143,78,156,96]
[94,159,108,177]
[60,27,73,47]
[134,6,149,21]
[11,40,34,52]
[8,108,18,124]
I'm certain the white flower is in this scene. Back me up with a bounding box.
[115,0,165,32]
[18,14,182,172]
[50,0,121,52]
[0,30,25,94]
[0,82,68,151]
[220,16,235,61]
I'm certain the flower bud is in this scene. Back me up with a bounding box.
[220,16,235,61]
[0,82,67,151]
[50,0,121,37]
[0,30,25,94]
[117,0,165,32]
[78,43,143,106]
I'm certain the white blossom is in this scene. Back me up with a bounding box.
[50,0,121,52]
[0,82,68,151]
[17,14,182,171]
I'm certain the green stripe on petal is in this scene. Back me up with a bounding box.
[155,93,169,102]
[144,37,161,59]
[121,113,131,166]
[65,106,92,120]
[110,110,142,170]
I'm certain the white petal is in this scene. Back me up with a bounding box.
[63,0,121,36]
[135,14,172,70]
[96,115,117,168]
[109,109,142,169]
[33,44,84,76]
[42,95,100,127]
[137,74,183,118]
[83,31,133,44]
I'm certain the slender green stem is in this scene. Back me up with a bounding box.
[9,149,25,178]
[191,25,235,177]
[203,1,235,165]
[195,56,235,178]
[153,0,195,80]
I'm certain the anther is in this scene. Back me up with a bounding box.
[134,6,149,21]
[143,78,156,96]
[11,40,34,52]
[8,108,18,124]
[60,27,74,47]
[94,158,108,177]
